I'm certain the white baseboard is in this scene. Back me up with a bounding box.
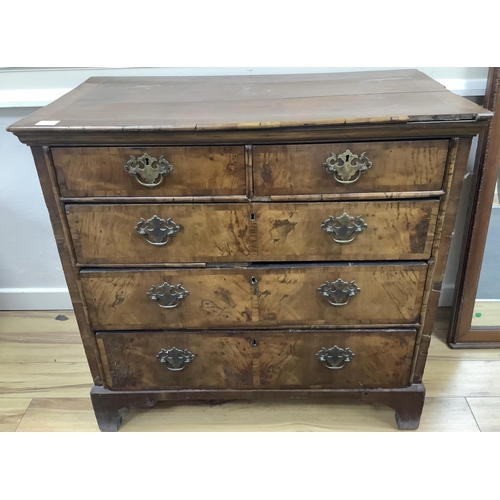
[0,288,72,310]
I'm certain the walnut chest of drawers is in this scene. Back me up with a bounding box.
[8,70,492,431]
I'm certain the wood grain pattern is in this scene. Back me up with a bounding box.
[253,140,449,195]
[124,397,480,432]
[254,200,439,261]
[11,122,489,148]
[67,200,439,265]
[97,332,255,390]
[66,203,252,264]
[81,264,428,330]
[0,311,78,334]
[424,359,500,398]
[0,362,92,398]
[12,396,479,432]
[465,397,500,431]
[96,329,415,391]
[0,332,86,363]
[8,71,491,136]
[15,398,99,432]
[257,330,415,389]
[0,398,32,432]
[52,146,246,197]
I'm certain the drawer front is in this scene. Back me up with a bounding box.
[97,331,255,390]
[52,146,246,197]
[257,330,416,389]
[253,140,449,196]
[96,329,416,391]
[67,200,438,265]
[66,203,252,264]
[254,200,439,261]
[82,264,427,330]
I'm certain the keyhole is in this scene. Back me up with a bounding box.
[345,154,350,162]
[251,276,258,285]
[250,213,256,222]
[251,339,258,347]
[145,157,149,165]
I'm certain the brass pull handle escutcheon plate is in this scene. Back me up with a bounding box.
[136,215,181,246]
[316,346,355,369]
[157,347,196,371]
[321,213,367,244]
[124,153,173,188]
[323,149,372,184]
[317,278,360,306]
[147,282,189,308]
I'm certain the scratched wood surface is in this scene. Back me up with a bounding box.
[81,264,428,330]
[52,146,246,197]
[254,200,439,261]
[96,329,415,391]
[253,140,449,195]
[67,203,252,264]
[2,308,500,432]
[67,200,439,265]
[97,331,254,390]
[8,70,491,135]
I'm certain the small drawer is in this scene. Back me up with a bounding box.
[253,140,449,196]
[254,200,439,261]
[97,331,255,391]
[66,203,253,265]
[52,146,246,198]
[96,329,416,391]
[82,263,427,330]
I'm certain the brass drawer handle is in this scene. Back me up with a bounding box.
[317,278,360,306]
[316,346,355,370]
[136,215,181,246]
[321,213,367,244]
[147,282,189,308]
[323,149,372,184]
[124,153,173,188]
[157,347,196,371]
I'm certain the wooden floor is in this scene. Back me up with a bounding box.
[1,308,499,432]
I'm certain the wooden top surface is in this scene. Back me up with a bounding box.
[8,70,492,134]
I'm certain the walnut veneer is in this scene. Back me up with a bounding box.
[8,70,492,430]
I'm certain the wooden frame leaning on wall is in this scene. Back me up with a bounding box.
[448,67,500,347]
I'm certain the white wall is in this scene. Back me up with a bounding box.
[0,67,488,310]
[0,107,72,309]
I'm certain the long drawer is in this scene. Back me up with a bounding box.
[67,200,439,264]
[96,329,416,390]
[253,140,449,196]
[52,146,246,197]
[82,263,427,330]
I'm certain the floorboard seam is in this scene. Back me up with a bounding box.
[465,397,482,432]
[13,398,33,432]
